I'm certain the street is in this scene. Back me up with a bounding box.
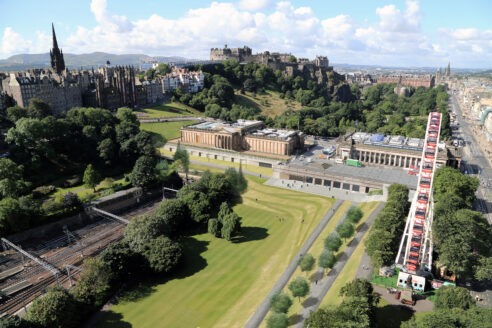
[449,93,492,225]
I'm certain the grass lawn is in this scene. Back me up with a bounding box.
[161,148,274,177]
[234,90,302,117]
[319,202,380,307]
[96,176,335,328]
[48,176,131,202]
[140,121,196,145]
[135,102,203,118]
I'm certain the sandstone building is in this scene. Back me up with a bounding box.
[180,120,304,156]
[377,74,435,88]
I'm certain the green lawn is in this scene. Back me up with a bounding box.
[140,121,196,145]
[234,90,302,118]
[135,102,203,118]
[162,149,274,177]
[96,177,335,328]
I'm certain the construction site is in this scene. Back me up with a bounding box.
[0,187,178,317]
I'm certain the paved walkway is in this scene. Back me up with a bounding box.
[244,200,344,328]
[265,178,387,202]
[292,202,385,328]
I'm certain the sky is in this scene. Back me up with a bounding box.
[1,0,491,68]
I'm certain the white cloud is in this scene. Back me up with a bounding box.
[1,0,491,68]
[1,27,50,57]
[238,0,272,11]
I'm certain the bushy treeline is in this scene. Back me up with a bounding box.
[402,285,492,328]
[0,102,156,237]
[304,279,380,328]
[272,84,451,139]
[1,170,247,328]
[173,60,344,121]
[432,167,492,280]
[364,184,410,267]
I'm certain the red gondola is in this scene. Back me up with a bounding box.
[425,148,435,159]
[413,224,424,234]
[429,131,438,138]
[411,235,422,247]
[415,208,426,220]
[410,246,420,257]
[420,177,431,188]
[417,193,428,204]
[408,264,417,271]
[422,162,433,173]
[408,254,419,264]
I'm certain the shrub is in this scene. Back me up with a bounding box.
[32,185,55,198]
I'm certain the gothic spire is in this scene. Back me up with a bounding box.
[50,23,65,74]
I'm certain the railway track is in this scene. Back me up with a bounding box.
[0,198,160,316]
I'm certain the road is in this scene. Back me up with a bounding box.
[449,93,492,224]
[293,202,385,327]
[244,200,344,328]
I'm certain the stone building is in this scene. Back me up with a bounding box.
[337,132,461,168]
[180,120,304,156]
[377,74,435,88]
[1,24,168,112]
[160,68,204,93]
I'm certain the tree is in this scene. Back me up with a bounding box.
[6,106,28,122]
[25,286,79,328]
[346,206,363,224]
[0,316,34,328]
[173,143,190,180]
[156,63,172,75]
[130,156,157,188]
[364,229,395,267]
[97,138,116,165]
[401,308,492,328]
[433,209,492,278]
[208,218,220,237]
[83,164,102,192]
[0,158,29,199]
[340,278,379,308]
[288,276,310,301]
[336,220,355,241]
[270,292,293,314]
[72,258,113,308]
[153,198,190,235]
[99,241,141,281]
[266,312,289,328]
[435,286,475,310]
[0,198,29,236]
[474,256,492,281]
[27,98,52,118]
[434,167,479,208]
[220,211,241,241]
[298,253,316,275]
[124,215,163,252]
[142,236,183,273]
[62,192,81,209]
[146,68,156,80]
[324,232,342,252]
[318,250,336,273]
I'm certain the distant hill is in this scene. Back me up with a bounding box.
[0,52,193,72]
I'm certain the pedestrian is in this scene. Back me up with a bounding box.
[476,295,479,302]
[256,198,258,202]
[315,280,318,285]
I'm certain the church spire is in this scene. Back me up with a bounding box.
[50,23,65,74]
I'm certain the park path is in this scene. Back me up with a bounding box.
[292,202,385,328]
[244,199,344,328]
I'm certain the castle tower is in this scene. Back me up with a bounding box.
[50,23,65,74]
[445,62,450,77]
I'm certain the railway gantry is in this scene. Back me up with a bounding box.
[394,112,442,291]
